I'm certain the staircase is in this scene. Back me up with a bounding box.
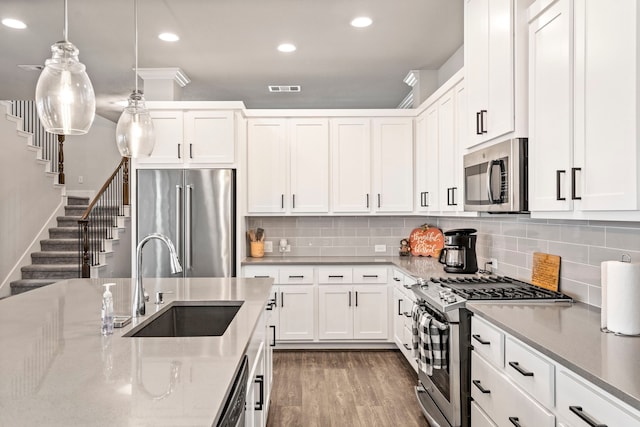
[9,196,88,295]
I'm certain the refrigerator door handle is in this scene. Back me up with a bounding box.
[186,184,193,269]
[175,185,182,258]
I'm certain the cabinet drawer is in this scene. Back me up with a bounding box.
[471,401,497,427]
[557,369,640,427]
[353,267,388,284]
[243,266,279,282]
[471,316,505,368]
[505,336,555,408]
[318,267,353,284]
[472,352,555,427]
[278,267,314,284]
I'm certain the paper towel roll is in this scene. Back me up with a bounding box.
[601,260,640,335]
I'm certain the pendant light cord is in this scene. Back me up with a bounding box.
[134,0,139,94]
[63,0,68,42]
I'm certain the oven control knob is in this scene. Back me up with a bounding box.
[446,295,457,303]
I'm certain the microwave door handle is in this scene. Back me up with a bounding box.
[486,160,506,204]
[486,162,495,203]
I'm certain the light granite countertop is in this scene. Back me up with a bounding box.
[0,277,272,426]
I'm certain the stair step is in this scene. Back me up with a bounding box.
[41,238,80,251]
[49,227,81,239]
[67,196,90,206]
[21,264,80,280]
[57,216,82,227]
[64,205,89,216]
[10,279,60,295]
[31,251,80,265]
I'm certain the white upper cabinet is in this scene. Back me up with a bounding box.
[415,107,439,212]
[372,118,414,212]
[465,0,531,147]
[247,119,288,213]
[137,109,235,166]
[247,118,329,214]
[331,118,372,213]
[529,0,640,216]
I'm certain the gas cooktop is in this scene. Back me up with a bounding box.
[411,275,573,314]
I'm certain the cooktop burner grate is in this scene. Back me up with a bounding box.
[431,275,572,301]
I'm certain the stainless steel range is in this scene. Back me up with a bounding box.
[411,275,572,427]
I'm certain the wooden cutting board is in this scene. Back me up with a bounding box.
[531,252,561,292]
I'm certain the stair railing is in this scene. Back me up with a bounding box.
[78,157,130,278]
[9,100,65,184]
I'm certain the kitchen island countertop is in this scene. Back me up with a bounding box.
[0,277,272,426]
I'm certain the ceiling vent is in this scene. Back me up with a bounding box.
[268,85,301,93]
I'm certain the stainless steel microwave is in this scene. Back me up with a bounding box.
[463,138,528,213]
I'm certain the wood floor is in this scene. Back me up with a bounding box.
[266,350,430,427]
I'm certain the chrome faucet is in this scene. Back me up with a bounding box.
[134,233,182,317]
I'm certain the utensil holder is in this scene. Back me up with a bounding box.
[250,241,265,258]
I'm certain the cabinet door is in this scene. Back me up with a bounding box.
[318,285,353,340]
[465,0,490,147]
[438,89,459,212]
[574,0,639,210]
[352,285,388,339]
[528,0,573,212]
[277,285,314,340]
[289,118,329,213]
[184,110,234,165]
[247,119,287,213]
[415,108,439,212]
[393,288,405,346]
[330,118,371,212]
[137,110,183,164]
[372,118,414,212]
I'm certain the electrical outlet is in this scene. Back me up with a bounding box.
[374,244,387,253]
[489,258,498,271]
[264,241,273,253]
[78,175,83,184]
[285,244,291,252]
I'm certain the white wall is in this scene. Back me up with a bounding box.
[0,105,63,293]
[438,45,464,86]
[64,115,121,195]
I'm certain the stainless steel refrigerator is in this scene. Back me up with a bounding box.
[137,169,235,277]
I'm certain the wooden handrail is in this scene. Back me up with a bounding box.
[78,157,130,278]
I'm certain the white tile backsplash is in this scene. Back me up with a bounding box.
[246,214,640,307]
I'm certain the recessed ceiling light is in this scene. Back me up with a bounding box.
[158,32,179,42]
[277,43,296,53]
[2,18,27,29]
[351,17,372,28]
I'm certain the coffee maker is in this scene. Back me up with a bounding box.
[438,228,478,274]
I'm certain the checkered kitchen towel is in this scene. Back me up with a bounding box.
[412,303,449,376]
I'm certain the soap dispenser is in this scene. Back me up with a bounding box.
[101,283,116,335]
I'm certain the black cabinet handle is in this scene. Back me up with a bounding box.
[569,406,607,427]
[472,334,490,345]
[265,302,273,311]
[366,193,369,208]
[292,194,296,208]
[556,170,566,201]
[189,143,193,159]
[480,110,487,133]
[177,143,181,159]
[363,275,378,278]
[255,375,264,410]
[403,343,412,351]
[398,299,403,315]
[348,291,352,307]
[377,193,381,208]
[254,275,270,278]
[288,275,304,279]
[447,188,451,206]
[425,191,429,207]
[270,325,276,347]
[403,312,412,318]
[450,187,457,206]
[476,111,482,135]
[355,291,358,307]
[393,277,401,282]
[472,379,491,394]
[281,194,284,209]
[329,275,344,279]
[509,361,534,377]
[509,416,522,427]
[571,167,582,200]
[281,291,284,308]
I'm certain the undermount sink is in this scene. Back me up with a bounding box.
[124,301,243,337]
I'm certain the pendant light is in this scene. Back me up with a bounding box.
[35,0,95,135]
[115,0,155,158]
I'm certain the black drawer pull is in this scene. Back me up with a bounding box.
[403,343,412,351]
[556,170,566,201]
[328,275,344,278]
[393,277,401,282]
[571,167,582,200]
[569,406,607,427]
[254,275,270,278]
[472,380,490,394]
[362,274,379,278]
[403,312,412,318]
[472,334,490,345]
[509,416,522,427]
[398,299,403,316]
[255,374,264,410]
[269,325,276,347]
[288,275,304,279]
[509,361,534,377]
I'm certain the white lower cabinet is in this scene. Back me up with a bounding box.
[273,285,314,341]
[472,315,640,427]
[392,269,418,372]
[245,305,272,427]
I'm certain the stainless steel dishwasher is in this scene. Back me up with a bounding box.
[216,355,249,427]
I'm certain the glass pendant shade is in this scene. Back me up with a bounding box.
[115,90,155,158]
[35,40,96,135]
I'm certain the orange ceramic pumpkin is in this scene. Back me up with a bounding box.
[409,224,444,257]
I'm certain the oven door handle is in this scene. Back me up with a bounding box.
[486,159,505,204]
